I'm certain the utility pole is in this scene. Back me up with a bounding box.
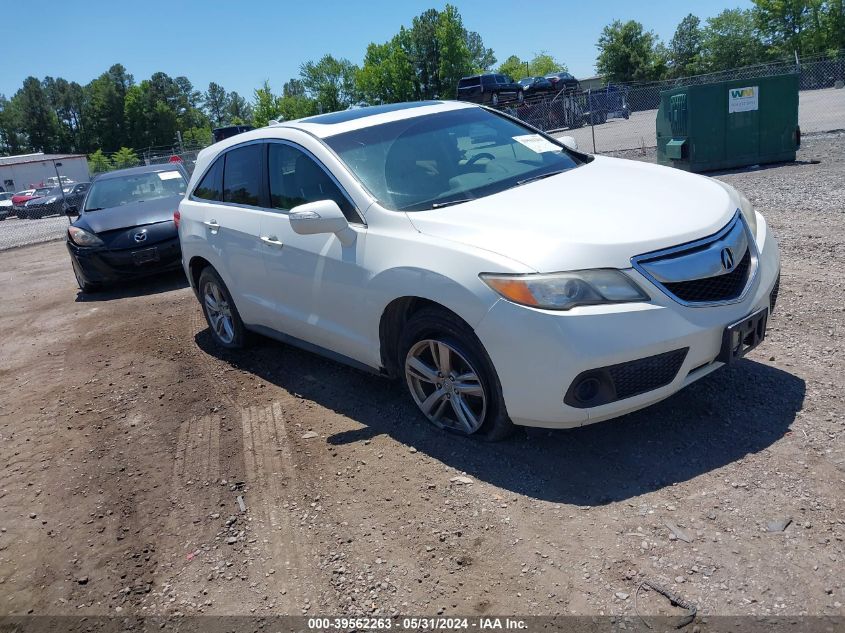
[53,160,70,224]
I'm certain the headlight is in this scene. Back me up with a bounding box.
[716,181,757,237]
[67,226,104,247]
[480,269,649,310]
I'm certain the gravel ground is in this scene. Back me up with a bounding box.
[0,134,843,623]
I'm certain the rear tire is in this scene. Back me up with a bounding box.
[399,307,514,441]
[198,267,247,349]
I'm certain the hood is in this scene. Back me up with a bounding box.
[405,155,737,271]
[12,195,38,205]
[81,195,181,234]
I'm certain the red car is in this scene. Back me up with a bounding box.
[12,187,51,210]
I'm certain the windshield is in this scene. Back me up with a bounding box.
[324,107,582,211]
[84,170,187,211]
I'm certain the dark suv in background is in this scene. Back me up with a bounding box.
[457,74,524,106]
[545,72,580,93]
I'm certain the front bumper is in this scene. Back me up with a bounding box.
[67,236,183,285]
[474,214,781,429]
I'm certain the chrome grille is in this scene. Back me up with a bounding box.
[631,211,758,307]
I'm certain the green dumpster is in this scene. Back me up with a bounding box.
[656,74,800,172]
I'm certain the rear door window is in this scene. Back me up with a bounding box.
[193,156,224,201]
[222,144,263,206]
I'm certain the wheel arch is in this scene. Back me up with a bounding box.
[378,296,477,379]
[188,255,213,294]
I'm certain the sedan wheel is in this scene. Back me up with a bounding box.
[203,280,236,344]
[405,338,487,434]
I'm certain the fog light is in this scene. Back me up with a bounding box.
[574,376,601,403]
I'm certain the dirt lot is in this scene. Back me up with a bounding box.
[1,134,843,622]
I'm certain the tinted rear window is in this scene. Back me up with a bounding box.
[223,144,262,206]
[458,78,480,88]
[194,156,224,201]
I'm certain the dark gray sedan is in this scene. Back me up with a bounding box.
[65,165,187,292]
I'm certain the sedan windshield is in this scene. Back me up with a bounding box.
[324,107,582,211]
[84,170,187,211]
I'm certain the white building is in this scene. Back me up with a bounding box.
[0,153,90,193]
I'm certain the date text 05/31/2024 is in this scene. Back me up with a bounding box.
[306,617,528,630]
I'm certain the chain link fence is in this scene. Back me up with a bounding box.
[0,146,205,251]
[495,52,845,154]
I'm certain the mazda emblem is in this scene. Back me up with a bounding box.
[720,247,735,271]
[134,231,147,243]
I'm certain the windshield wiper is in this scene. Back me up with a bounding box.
[516,170,567,186]
[431,198,472,209]
[84,207,104,212]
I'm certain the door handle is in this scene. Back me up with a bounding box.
[203,219,220,228]
[260,235,284,247]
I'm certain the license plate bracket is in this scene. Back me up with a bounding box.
[718,307,768,364]
[132,247,159,265]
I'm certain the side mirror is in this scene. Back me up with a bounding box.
[65,205,79,216]
[559,135,579,151]
[289,200,355,246]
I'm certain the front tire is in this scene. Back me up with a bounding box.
[198,267,247,349]
[491,92,499,106]
[399,307,513,441]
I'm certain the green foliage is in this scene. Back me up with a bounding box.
[252,81,282,127]
[669,14,704,76]
[300,55,359,113]
[87,149,112,173]
[204,82,229,127]
[356,37,417,104]
[596,20,666,82]
[182,126,212,147]
[110,147,139,169]
[354,5,495,103]
[498,52,563,80]
[700,9,768,71]
[753,0,819,56]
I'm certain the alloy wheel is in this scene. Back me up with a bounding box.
[203,280,235,344]
[404,339,487,434]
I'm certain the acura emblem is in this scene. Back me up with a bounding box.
[134,231,147,243]
[720,247,735,271]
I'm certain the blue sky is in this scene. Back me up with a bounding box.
[3,0,753,99]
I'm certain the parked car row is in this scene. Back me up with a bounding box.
[0,192,12,220]
[8,182,90,219]
[62,100,780,444]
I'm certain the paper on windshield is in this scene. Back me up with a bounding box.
[157,171,182,180]
[513,134,561,154]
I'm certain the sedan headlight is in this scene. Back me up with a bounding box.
[67,226,104,247]
[480,269,649,310]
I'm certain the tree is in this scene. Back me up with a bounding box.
[753,0,819,56]
[110,147,139,169]
[436,5,474,98]
[282,79,307,98]
[227,91,253,124]
[83,64,133,153]
[15,77,61,153]
[700,9,768,71]
[300,55,359,112]
[669,14,704,77]
[596,20,666,83]
[356,38,416,104]
[204,82,229,127]
[821,0,845,51]
[466,30,496,71]
[0,94,25,155]
[252,81,282,127]
[87,149,112,173]
[497,52,562,79]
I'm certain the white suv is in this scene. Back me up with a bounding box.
[177,101,780,440]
